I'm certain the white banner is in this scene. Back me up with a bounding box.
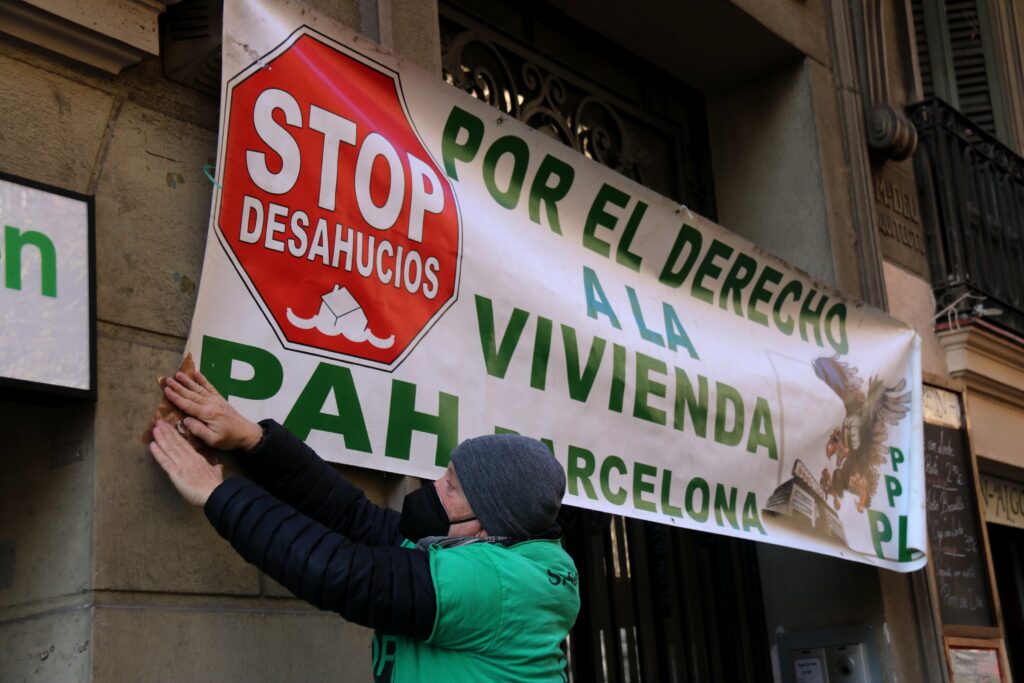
[187,0,927,570]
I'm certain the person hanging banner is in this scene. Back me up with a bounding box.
[186,0,926,571]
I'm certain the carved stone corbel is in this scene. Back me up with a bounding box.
[857,0,918,160]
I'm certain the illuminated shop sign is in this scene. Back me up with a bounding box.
[0,173,94,399]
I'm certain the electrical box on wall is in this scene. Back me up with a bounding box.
[779,626,883,683]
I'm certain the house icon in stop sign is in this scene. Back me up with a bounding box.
[213,27,462,370]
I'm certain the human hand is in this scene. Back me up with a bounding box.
[163,370,263,451]
[149,420,225,507]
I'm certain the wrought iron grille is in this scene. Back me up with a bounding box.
[438,5,715,217]
[910,98,1024,335]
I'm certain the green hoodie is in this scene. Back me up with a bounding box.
[371,539,580,682]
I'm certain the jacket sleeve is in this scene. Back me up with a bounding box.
[205,476,437,639]
[239,419,404,548]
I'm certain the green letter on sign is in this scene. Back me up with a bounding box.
[385,380,459,467]
[599,455,628,506]
[4,226,57,297]
[441,106,484,179]
[476,294,530,378]
[200,336,283,401]
[483,135,529,209]
[567,445,598,500]
[889,446,904,473]
[528,155,575,234]
[868,509,891,559]
[582,266,621,329]
[283,362,372,451]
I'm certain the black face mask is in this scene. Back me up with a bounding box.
[399,485,477,542]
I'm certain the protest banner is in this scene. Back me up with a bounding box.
[187,0,926,570]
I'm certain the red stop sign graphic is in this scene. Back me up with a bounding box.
[216,28,461,369]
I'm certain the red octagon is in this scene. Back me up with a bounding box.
[216,28,461,369]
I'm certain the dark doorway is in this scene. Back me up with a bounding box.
[988,522,1024,680]
[559,508,772,682]
[439,2,770,679]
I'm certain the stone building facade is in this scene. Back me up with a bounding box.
[3,0,1022,680]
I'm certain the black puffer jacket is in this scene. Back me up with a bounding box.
[203,420,437,639]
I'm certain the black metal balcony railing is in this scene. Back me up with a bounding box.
[909,98,1024,336]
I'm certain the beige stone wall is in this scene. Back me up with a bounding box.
[885,261,948,376]
[708,61,831,280]
[0,1,439,681]
[968,392,1024,469]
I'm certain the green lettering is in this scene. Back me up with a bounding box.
[528,154,574,235]
[633,352,668,426]
[609,343,626,413]
[897,515,912,561]
[742,492,766,534]
[868,509,892,559]
[633,462,658,512]
[4,226,57,297]
[583,183,628,259]
[200,335,283,401]
[685,477,710,522]
[713,484,739,529]
[483,135,529,209]
[475,294,529,378]
[567,445,598,500]
[561,325,606,403]
[373,634,398,676]
[825,303,849,354]
[627,286,664,346]
[385,380,459,467]
[661,469,683,517]
[714,382,744,447]
[283,363,371,450]
[890,446,905,473]
[663,303,699,359]
[773,280,803,335]
[617,201,645,272]
[885,475,903,507]
[582,266,621,329]
[719,252,758,316]
[746,397,778,460]
[441,106,484,179]
[530,316,553,390]
[747,266,783,327]
[673,368,708,437]
[599,455,628,505]
[798,289,828,347]
[658,223,703,288]
[691,239,734,305]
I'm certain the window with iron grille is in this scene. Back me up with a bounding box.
[439,2,771,681]
[910,0,1024,337]
[439,0,715,218]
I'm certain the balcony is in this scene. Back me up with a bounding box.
[909,98,1024,337]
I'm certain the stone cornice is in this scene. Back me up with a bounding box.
[938,319,1024,408]
[0,0,177,74]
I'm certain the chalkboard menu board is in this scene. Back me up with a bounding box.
[924,418,995,627]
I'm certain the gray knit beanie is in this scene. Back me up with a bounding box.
[450,434,566,537]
